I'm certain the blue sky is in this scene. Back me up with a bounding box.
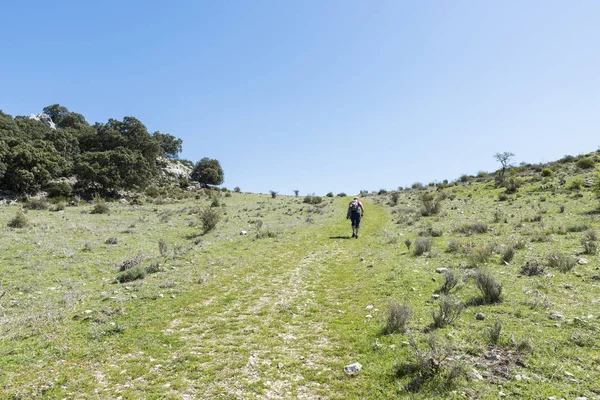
[2,1,599,195]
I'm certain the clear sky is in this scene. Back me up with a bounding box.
[2,1,599,195]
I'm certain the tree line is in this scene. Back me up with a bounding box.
[0,104,223,195]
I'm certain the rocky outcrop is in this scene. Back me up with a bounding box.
[159,157,192,180]
[28,113,56,129]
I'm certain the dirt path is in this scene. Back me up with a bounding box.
[153,199,388,399]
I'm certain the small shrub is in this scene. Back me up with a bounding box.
[378,189,388,195]
[337,192,347,197]
[116,266,146,283]
[432,295,463,328]
[145,186,160,198]
[293,190,299,196]
[105,237,118,245]
[567,177,584,190]
[498,192,509,201]
[233,186,241,193]
[546,252,575,272]
[269,190,277,199]
[487,320,502,345]
[145,262,161,274]
[404,238,412,251]
[7,209,28,228]
[24,198,48,210]
[559,204,565,213]
[91,203,110,215]
[158,239,168,255]
[473,269,502,304]
[420,192,442,216]
[520,259,545,276]
[541,168,553,177]
[501,246,515,263]
[210,196,220,207]
[414,237,432,256]
[581,240,597,255]
[439,270,459,294]
[446,240,461,253]
[47,182,73,198]
[504,177,521,194]
[384,302,411,334]
[50,202,66,212]
[584,229,597,242]
[119,255,143,272]
[566,222,588,232]
[326,192,334,197]
[198,207,221,234]
[467,244,494,267]
[303,195,323,204]
[576,157,595,169]
[390,192,400,206]
[456,222,488,235]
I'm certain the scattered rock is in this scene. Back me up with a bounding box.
[365,305,374,309]
[436,268,448,273]
[277,362,284,369]
[564,371,574,377]
[499,392,506,398]
[564,284,572,289]
[240,231,248,235]
[432,294,440,300]
[367,264,373,268]
[514,374,522,381]
[359,257,365,262]
[467,368,484,381]
[549,311,564,320]
[344,362,362,376]
[365,314,373,319]
[28,113,56,129]
[476,313,485,321]
[578,258,588,265]
[574,397,587,400]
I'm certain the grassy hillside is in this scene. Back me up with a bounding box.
[1,154,600,399]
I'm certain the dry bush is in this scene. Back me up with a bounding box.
[158,239,169,256]
[420,192,442,216]
[439,270,459,294]
[414,237,432,256]
[24,198,48,210]
[501,246,515,263]
[91,203,110,214]
[520,259,545,276]
[546,252,575,273]
[456,222,488,235]
[198,207,221,234]
[473,269,502,304]
[432,295,463,328]
[384,302,411,334]
[487,320,502,345]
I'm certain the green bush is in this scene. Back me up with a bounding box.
[414,237,432,256]
[47,182,72,198]
[473,269,502,304]
[384,302,410,334]
[303,195,323,204]
[541,168,553,177]
[576,157,595,169]
[326,192,334,197]
[419,192,442,216]
[116,266,146,283]
[24,198,48,210]
[198,207,220,234]
[7,209,28,228]
[91,203,110,214]
[432,295,463,328]
[567,177,584,190]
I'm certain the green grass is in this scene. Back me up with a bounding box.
[0,179,599,398]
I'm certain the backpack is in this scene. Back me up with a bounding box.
[350,200,360,212]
